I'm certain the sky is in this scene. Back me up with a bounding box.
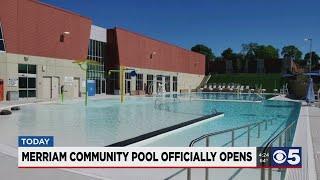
[41,0,320,57]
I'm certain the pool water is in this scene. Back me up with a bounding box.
[143,100,300,147]
[0,94,300,148]
[173,92,269,102]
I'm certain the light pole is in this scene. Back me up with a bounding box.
[304,38,313,72]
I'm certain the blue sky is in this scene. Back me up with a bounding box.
[42,0,320,57]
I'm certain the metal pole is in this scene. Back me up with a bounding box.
[247,126,250,146]
[268,145,273,180]
[85,66,88,106]
[231,130,235,146]
[261,167,265,180]
[205,137,209,180]
[120,66,124,103]
[265,121,268,130]
[257,124,261,138]
[187,168,191,180]
[309,39,312,73]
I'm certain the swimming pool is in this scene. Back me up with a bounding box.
[0,94,300,149]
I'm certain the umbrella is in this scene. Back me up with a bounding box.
[306,77,315,103]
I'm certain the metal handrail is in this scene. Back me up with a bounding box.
[189,118,274,147]
[187,118,274,180]
[260,120,297,180]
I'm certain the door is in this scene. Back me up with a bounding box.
[0,79,3,101]
[73,78,80,98]
[102,79,106,94]
[42,77,51,99]
[52,77,59,99]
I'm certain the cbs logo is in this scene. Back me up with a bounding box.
[272,148,301,165]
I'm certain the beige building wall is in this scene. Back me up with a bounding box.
[125,66,204,94]
[0,52,85,101]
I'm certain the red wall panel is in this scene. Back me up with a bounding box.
[0,0,91,60]
[109,28,205,75]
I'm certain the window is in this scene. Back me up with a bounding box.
[136,74,143,91]
[156,75,162,93]
[18,64,37,98]
[18,64,28,73]
[147,74,154,94]
[165,76,170,92]
[87,39,106,94]
[125,72,131,94]
[173,76,178,92]
[0,22,5,52]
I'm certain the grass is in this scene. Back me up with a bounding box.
[208,73,286,93]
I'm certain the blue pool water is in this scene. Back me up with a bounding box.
[168,92,270,102]
[143,99,300,147]
[0,94,300,148]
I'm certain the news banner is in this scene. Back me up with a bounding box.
[18,136,302,168]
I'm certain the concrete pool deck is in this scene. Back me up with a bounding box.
[0,95,320,179]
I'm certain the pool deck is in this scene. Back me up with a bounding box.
[1,95,320,179]
[272,95,320,180]
[308,105,320,179]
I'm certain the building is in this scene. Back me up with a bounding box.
[0,0,92,101]
[0,0,205,102]
[106,28,205,95]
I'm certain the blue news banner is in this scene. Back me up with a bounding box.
[18,136,54,147]
[18,136,302,168]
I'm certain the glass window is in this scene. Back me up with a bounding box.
[18,64,28,73]
[0,27,2,39]
[28,65,37,74]
[165,76,170,92]
[18,77,27,88]
[0,22,5,51]
[0,40,4,51]
[173,76,178,92]
[18,64,37,98]
[136,74,143,91]
[147,74,153,94]
[19,90,28,98]
[28,90,36,97]
[28,78,36,88]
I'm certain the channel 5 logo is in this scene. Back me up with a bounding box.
[271,147,302,167]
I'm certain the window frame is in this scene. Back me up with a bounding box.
[173,76,178,92]
[136,73,143,91]
[0,22,6,52]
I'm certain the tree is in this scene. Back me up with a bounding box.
[281,45,303,60]
[191,44,215,75]
[191,44,215,61]
[221,48,235,60]
[241,43,259,60]
[304,51,320,68]
[255,45,279,60]
[241,43,278,60]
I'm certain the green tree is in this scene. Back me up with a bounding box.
[191,44,215,75]
[191,44,215,61]
[281,45,303,60]
[255,45,279,60]
[221,48,236,60]
[241,43,259,60]
[241,43,278,60]
[304,51,320,68]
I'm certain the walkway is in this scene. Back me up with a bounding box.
[308,105,320,179]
